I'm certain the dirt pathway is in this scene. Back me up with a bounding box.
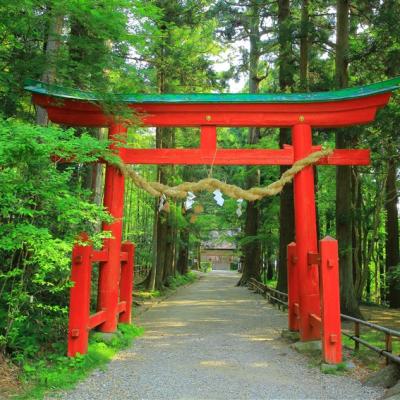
[61,271,382,400]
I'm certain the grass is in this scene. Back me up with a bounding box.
[342,328,400,370]
[17,323,143,399]
[321,362,349,375]
[200,262,212,273]
[265,278,277,288]
[166,271,198,290]
[134,289,162,299]
[134,271,199,299]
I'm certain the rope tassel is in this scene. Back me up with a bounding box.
[113,148,333,202]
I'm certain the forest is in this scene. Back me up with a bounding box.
[0,0,399,369]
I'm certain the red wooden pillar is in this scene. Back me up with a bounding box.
[119,242,135,324]
[292,123,321,341]
[97,123,127,332]
[68,234,92,356]
[287,242,299,331]
[319,236,342,363]
[200,125,217,152]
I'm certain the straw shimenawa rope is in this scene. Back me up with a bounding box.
[113,148,333,202]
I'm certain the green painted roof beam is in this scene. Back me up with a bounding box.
[24,77,400,104]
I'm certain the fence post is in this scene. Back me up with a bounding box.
[287,242,299,331]
[68,234,93,357]
[385,333,392,365]
[319,236,342,364]
[119,242,135,324]
[354,322,360,352]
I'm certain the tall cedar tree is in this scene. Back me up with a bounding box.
[276,0,295,292]
[335,0,362,317]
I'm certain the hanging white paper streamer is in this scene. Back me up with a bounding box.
[213,189,224,206]
[236,198,243,217]
[158,194,167,212]
[184,191,196,210]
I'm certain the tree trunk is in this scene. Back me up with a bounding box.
[147,200,158,291]
[177,228,190,275]
[163,214,175,283]
[335,0,362,317]
[299,0,309,91]
[153,126,175,289]
[386,159,400,308]
[36,10,64,125]
[237,1,262,285]
[277,0,295,293]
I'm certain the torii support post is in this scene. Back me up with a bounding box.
[119,242,135,324]
[68,235,92,356]
[287,242,299,331]
[97,123,127,332]
[319,236,342,364]
[292,124,321,341]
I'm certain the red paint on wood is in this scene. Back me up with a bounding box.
[287,242,299,331]
[309,313,322,329]
[139,108,378,127]
[117,301,127,314]
[53,148,370,166]
[318,149,370,165]
[32,92,391,128]
[123,148,294,165]
[119,242,135,324]
[67,234,92,357]
[319,237,342,364]
[97,124,127,332]
[91,249,108,262]
[292,124,321,341]
[200,126,217,151]
[294,303,300,317]
[88,310,107,330]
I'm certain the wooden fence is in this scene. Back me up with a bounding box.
[248,278,400,365]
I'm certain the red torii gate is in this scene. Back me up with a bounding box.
[25,78,400,363]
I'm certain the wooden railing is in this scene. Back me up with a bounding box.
[248,278,400,365]
[249,278,288,310]
[341,314,400,365]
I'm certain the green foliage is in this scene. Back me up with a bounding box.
[18,323,143,399]
[342,330,400,370]
[200,262,212,273]
[166,271,198,289]
[0,118,113,357]
[320,362,348,375]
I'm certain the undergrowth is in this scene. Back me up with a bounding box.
[166,271,197,290]
[134,289,162,299]
[342,330,400,370]
[14,271,196,398]
[17,323,143,399]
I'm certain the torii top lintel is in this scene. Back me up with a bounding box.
[25,78,400,128]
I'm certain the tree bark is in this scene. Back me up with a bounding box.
[386,158,400,308]
[237,0,262,285]
[147,200,158,291]
[277,0,295,293]
[299,0,309,91]
[177,227,190,275]
[335,0,362,317]
[36,10,64,125]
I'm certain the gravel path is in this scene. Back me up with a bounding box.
[60,271,383,400]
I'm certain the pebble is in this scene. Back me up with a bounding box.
[53,271,384,400]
